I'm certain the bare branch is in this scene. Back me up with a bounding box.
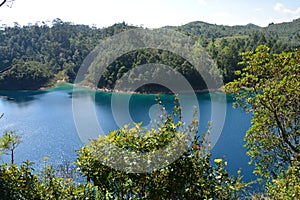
[0,0,7,7]
[0,0,14,8]
[0,66,12,73]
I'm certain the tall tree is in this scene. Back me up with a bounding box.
[0,130,22,164]
[225,45,300,178]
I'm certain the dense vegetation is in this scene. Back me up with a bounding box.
[170,20,299,82]
[225,45,300,179]
[0,99,249,199]
[224,45,300,198]
[0,20,135,89]
[0,19,299,199]
[0,18,299,90]
[76,98,248,199]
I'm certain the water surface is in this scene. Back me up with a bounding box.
[0,84,256,182]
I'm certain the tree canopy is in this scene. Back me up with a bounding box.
[0,98,249,199]
[0,19,298,90]
[225,45,300,178]
[76,97,247,199]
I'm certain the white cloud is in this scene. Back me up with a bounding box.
[274,3,284,11]
[274,3,300,15]
[197,0,207,6]
[255,8,262,12]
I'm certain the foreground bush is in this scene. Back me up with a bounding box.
[0,161,102,199]
[0,161,39,199]
[266,159,300,200]
[76,98,248,199]
[0,97,248,199]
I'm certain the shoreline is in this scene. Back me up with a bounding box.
[69,82,224,95]
[2,81,224,95]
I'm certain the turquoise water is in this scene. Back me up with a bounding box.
[0,84,256,182]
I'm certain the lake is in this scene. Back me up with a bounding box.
[0,83,257,183]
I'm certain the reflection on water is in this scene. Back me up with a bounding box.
[0,90,48,107]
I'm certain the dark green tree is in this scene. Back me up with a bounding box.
[76,97,248,199]
[267,159,300,199]
[0,130,22,164]
[0,161,40,200]
[225,45,300,178]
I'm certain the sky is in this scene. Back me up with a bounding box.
[0,0,300,28]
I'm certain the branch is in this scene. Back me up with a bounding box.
[258,95,299,155]
[0,0,7,7]
[0,66,12,73]
[273,109,299,154]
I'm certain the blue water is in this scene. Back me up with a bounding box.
[0,83,256,183]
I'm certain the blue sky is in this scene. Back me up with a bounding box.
[0,0,299,28]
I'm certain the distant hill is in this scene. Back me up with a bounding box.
[167,18,300,47]
[165,18,300,44]
[0,18,299,90]
[164,19,299,82]
[165,21,260,38]
[264,18,300,48]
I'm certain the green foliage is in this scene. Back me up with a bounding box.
[0,129,103,199]
[0,21,135,90]
[0,161,40,200]
[173,20,297,83]
[203,32,292,83]
[224,45,300,178]
[267,159,300,200]
[0,98,248,199]
[36,164,103,199]
[87,48,210,93]
[266,18,300,48]
[0,130,22,164]
[0,61,52,89]
[0,19,298,90]
[76,97,248,199]
[173,21,260,39]
[0,161,103,199]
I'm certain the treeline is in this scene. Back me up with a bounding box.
[89,48,207,93]
[1,44,299,198]
[0,20,135,89]
[0,18,299,90]
[171,19,300,48]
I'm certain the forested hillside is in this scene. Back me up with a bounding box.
[0,18,299,90]
[0,20,135,89]
[169,19,299,82]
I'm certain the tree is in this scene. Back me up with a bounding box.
[76,97,248,199]
[0,130,22,164]
[0,61,53,90]
[266,159,300,199]
[0,161,103,199]
[0,161,40,200]
[225,45,300,178]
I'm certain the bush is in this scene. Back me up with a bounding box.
[267,159,300,200]
[76,97,248,199]
[0,161,103,199]
[0,161,39,200]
